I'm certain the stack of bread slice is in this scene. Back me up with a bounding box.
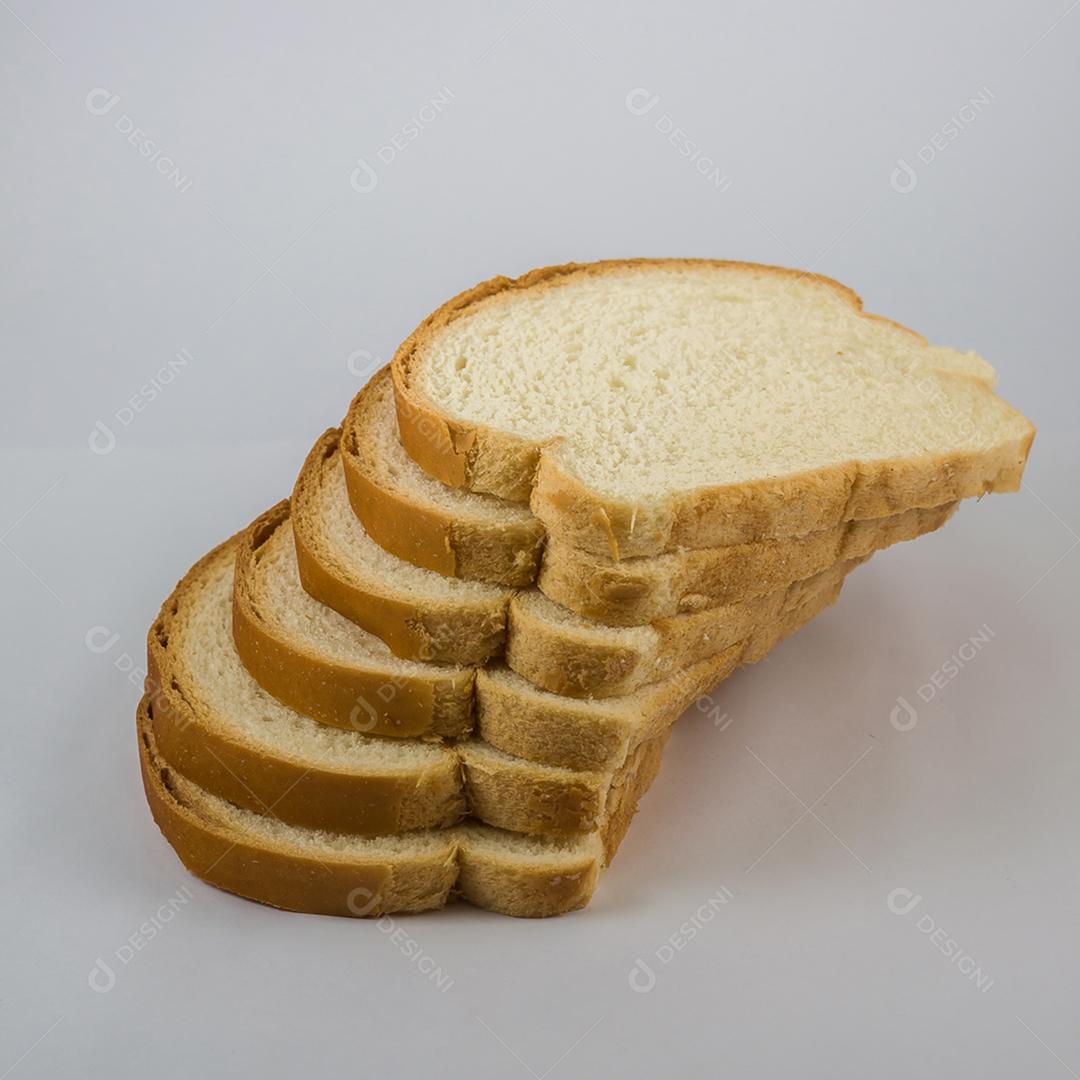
[140,260,1034,918]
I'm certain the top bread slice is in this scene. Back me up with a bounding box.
[332,369,959,637]
[392,259,1034,557]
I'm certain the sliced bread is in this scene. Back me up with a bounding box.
[234,501,475,738]
[147,528,662,837]
[294,427,934,658]
[236,497,844,774]
[506,556,863,697]
[341,367,545,586]
[479,570,844,772]
[292,429,512,665]
[148,531,461,835]
[139,701,666,918]
[391,259,1033,556]
[539,502,957,625]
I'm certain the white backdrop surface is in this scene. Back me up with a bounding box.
[2,3,1077,1077]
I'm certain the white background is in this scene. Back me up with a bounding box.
[2,2,1078,1076]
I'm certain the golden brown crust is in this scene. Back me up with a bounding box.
[138,700,666,918]
[538,502,958,625]
[392,268,554,501]
[139,704,454,916]
[292,429,509,665]
[145,536,461,836]
[341,429,459,577]
[531,430,1033,558]
[456,735,669,914]
[478,574,842,772]
[461,751,608,838]
[505,558,860,698]
[391,258,1035,550]
[341,371,546,586]
[145,672,451,835]
[296,419,902,678]
[233,501,475,738]
[146,523,675,839]
[450,848,597,918]
[599,731,666,862]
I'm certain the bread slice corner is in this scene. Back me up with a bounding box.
[233,499,476,739]
[341,366,545,586]
[291,428,511,665]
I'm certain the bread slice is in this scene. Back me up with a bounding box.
[479,571,844,772]
[293,429,512,665]
[506,556,862,697]
[342,367,545,586]
[392,260,1034,557]
[148,531,461,835]
[148,528,665,837]
[539,502,957,625]
[235,501,475,738]
[239,495,846,773]
[295,426,935,657]
[139,700,666,918]
[298,408,868,686]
